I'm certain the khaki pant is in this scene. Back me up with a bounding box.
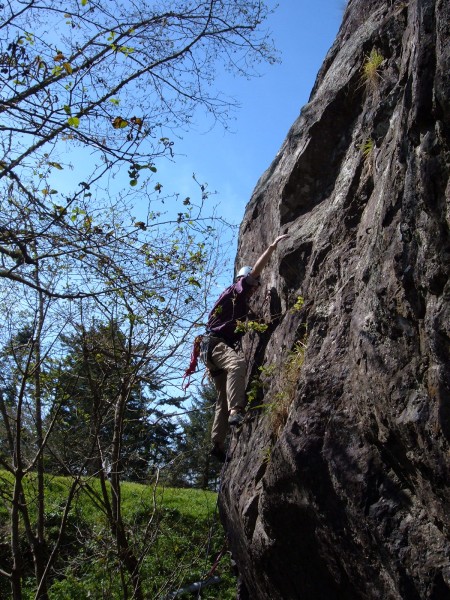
[207,341,246,446]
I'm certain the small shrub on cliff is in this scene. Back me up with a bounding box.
[268,339,307,434]
[359,137,375,174]
[235,320,268,335]
[362,48,384,91]
[360,137,374,158]
[290,296,305,313]
[262,446,272,465]
[247,363,276,405]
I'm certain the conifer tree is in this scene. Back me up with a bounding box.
[173,382,222,490]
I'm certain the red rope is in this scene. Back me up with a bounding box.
[182,335,203,390]
[205,543,227,579]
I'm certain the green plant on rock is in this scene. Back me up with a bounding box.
[262,445,272,465]
[267,338,307,435]
[359,137,375,173]
[246,363,276,405]
[235,319,268,335]
[360,137,374,158]
[362,48,384,91]
[290,296,305,313]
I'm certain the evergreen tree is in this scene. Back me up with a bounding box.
[173,382,222,490]
[45,320,179,481]
[0,326,36,466]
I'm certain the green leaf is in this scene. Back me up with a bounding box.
[67,116,80,128]
[118,45,135,56]
[188,277,201,288]
[130,179,138,187]
[48,162,63,170]
[81,0,88,5]
[112,116,128,129]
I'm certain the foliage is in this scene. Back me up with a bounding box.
[262,445,272,465]
[0,1,276,597]
[44,321,180,480]
[359,137,375,176]
[248,338,307,436]
[0,298,209,599]
[268,339,307,435]
[170,382,222,490]
[362,48,384,91]
[290,295,305,313]
[0,0,276,299]
[0,471,235,599]
[246,363,276,405]
[0,2,277,597]
[235,319,269,334]
[360,137,375,158]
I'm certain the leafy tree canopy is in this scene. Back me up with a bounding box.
[0,0,276,298]
[0,3,276,597]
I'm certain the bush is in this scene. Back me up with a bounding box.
[0,472,236,599]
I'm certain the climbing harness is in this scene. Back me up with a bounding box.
[183,333,226,389]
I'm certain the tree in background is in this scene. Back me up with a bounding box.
[0,326,37,466]
[0,0,276,299]
[44,321,180,481]
[0,279,211,600]
[172,382,222,490]
[0,1,276,597]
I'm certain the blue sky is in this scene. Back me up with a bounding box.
[156,0,344,265]
[48,0,344,286]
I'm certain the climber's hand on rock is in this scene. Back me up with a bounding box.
[270,234,290,249]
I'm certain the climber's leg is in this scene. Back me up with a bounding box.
[210,342,247,413]
[210,369,229,447]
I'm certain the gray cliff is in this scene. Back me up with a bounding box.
[219,0,450,598]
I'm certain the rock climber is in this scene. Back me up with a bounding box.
[203,234,289,462]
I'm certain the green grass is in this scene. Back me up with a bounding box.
[0,471,235,599]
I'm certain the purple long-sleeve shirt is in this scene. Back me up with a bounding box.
[206,275,256,346]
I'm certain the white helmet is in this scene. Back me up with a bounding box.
[236,265,253,280]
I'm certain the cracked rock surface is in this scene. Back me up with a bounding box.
[219,0,450,598]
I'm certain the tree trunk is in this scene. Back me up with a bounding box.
[33,282,49,600]
[10,477,24,600]
[109,383,144,600]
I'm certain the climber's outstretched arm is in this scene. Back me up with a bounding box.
[251,235,289,279]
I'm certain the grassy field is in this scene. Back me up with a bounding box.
[0,472,236,599]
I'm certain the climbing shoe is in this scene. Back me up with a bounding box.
[210,443,226,463]
[228,410,245,426]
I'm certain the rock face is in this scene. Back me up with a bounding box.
[219,0,450,598]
